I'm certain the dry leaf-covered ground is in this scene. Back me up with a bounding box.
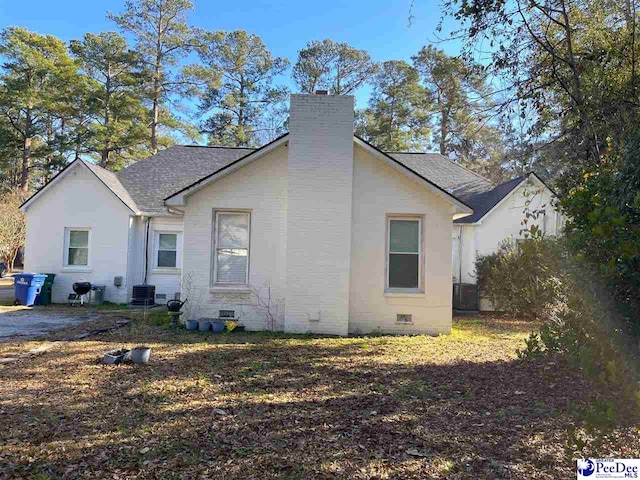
[0,314,637,479]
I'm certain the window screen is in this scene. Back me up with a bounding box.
[214,212,250,284]
[157,233,177,268]
[68,230,89,266]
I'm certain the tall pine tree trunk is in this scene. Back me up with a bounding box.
[101,144,110,167]
[101,74,112,168]
[20,109,32,194]
[439,106,448,155]
[151,62,160,154]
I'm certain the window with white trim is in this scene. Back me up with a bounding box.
[387,217,421,290]
[154,232,181,269]
[213,211,250,285]
[64,228,90,267]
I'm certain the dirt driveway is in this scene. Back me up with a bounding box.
[0,306,106,341]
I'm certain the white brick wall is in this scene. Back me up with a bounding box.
[145,216,183,302]
[284,94,355,335]
[181,145,288,330]
[24,163,132,303]
[348,145,454,335]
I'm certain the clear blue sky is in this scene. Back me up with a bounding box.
[0,0,463,107]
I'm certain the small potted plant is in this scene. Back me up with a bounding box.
[104,318,131,364]
[128,305,153,364]
[130,345,151,364]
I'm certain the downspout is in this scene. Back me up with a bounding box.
[458,225,464,283]
[143,217,150,284]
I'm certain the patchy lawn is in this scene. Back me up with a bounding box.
[0,316,637,479]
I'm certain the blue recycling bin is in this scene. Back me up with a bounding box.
[13,273,46,306]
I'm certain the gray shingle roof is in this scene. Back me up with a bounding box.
[115,145,254,214]
[88,140,521,222]
[386,152,494,199]
[453,176,526,223]
[384,153,529,223]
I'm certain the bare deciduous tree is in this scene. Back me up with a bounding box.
[0,189,26,271]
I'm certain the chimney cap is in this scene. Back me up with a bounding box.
[315,89,329,95]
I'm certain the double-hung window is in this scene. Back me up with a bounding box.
[387,217,422,290]
[64,228,90,267]
[155,232,181,269]
[213,211,250,285]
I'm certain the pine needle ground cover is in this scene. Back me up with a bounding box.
[1,316,637,479]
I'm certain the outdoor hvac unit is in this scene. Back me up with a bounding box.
[131,284,156,306]
[453,283,479,311]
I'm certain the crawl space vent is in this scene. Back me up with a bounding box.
[396,314,413,324]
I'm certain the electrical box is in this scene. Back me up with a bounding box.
[113,276,123,287]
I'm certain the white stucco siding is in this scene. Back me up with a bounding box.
[24,163,132,303]
[145,216,184,302]
[348,145,454,335]
[181,145,288,330]
[475,177,560,258]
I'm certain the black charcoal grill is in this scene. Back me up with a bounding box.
[72,282,92,306]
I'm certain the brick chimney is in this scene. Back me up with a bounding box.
[285,94,355,335]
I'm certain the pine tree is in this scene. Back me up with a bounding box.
[190,30,289,146]
[356,60,430,151]
[70,32,149,170]
[108,0,195,153]
[292,39,378,94]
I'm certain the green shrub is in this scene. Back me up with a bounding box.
[560,135,640,336]
[476,237,562,319]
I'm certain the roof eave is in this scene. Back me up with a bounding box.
[20,159,140,215]
[454,174,542,224]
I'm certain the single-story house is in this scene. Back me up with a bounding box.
[22,93,475,335]
[20,92,561,334]
[452,172,562,286]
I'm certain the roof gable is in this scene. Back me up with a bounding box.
[454,172,556,224]
[20,159,138,214]
[117,144,255,214]
[164,134,288,206]
[353,137,473,217]
[163,135,473,216]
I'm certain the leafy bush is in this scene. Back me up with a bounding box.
[476,237,562,319]
[561,135,640,336]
